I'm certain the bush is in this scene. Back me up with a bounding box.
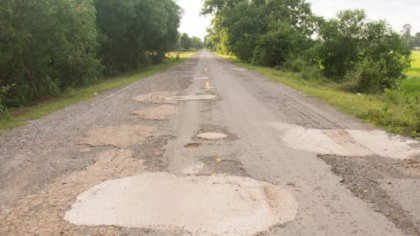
[300,65,323,81]
[285,58,306,73]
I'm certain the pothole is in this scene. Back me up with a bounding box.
[197,132,228,140]
[185,143,201,148]
[198,157,248,176]
[165,95,216,101]
[82,125,154,148]
[65,173,298,236]
[130,105,179,120]
[132,91,175,104]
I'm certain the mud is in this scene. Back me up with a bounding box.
[318,154,420,236]
[83,125,155,148]
[130,105,179,120]
[65,173,298,236]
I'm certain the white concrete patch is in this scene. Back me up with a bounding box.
[165,95,216,101]
[272,122,420,159]
[65,173,298,236]
[197,132,228,140]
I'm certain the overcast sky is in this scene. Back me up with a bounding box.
[176,0,420,40]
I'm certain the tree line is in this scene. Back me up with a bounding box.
[202,0,413,93]
[401,24,420,49]
[0,0,188,113]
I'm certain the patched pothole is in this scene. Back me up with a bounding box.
[165,95,216,101]
[130,105,179,120]
[132,91,175,104]
[197,132,228,140]
[65,173,298,236]
[198,157,248,177]
[82,125,155,148]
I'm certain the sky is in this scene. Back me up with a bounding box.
[176,0,420,40]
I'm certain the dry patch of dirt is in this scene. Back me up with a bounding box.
[65,173,298,236]
[132,91,175,104]
[130,105,179,120]
[83,125,154,148]
[0,149,145,235]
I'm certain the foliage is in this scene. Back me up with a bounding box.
[202,0,318,64]
[314,9,411,89]
[94,0,182,74]
[0,0,101,107]
[0,0,183,113]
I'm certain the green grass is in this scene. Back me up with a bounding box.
[0,53,194,133]
[402,50,420,93]
[218,54,420,136]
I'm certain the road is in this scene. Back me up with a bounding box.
[1,51,420,235]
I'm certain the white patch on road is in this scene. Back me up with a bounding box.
[65,173,298,236]
[165,95,216,101]
[272,122,419,159]
[197,132,228,140]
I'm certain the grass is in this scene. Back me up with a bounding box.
[218,54,420,136]
[0,52,194,133]
[402,50,420,93]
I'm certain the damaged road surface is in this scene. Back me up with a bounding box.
[1,51,420,236]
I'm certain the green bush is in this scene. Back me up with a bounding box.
[285,58,306,73]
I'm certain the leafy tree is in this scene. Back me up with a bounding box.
[0,0,100,107]
[180,33,193,50]
[94,0,182,74]
[315,9,411,90]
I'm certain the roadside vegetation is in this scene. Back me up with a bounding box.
[203,0,420,137]
[0,53,193,132]
[0,0,202,131]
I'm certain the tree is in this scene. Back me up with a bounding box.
[315,9,411,90]
[0,0,101,107]
[180,33,192,50]
[401,24,412,41]
[94,0,182,74]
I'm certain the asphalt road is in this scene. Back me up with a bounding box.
[1,51,420,236]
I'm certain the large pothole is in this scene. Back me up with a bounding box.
[197,132,228,140]
[65,173,298,236]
